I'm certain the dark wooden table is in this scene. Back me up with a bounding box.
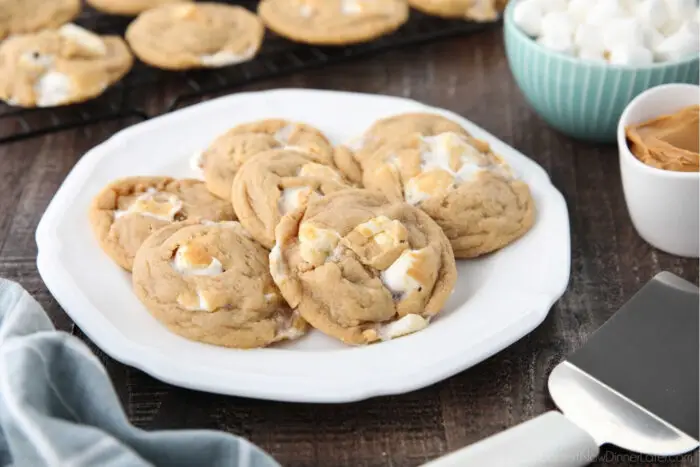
[1,26,697,467]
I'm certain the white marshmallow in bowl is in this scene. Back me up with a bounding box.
[586,0,628,27]
[567,0,590,22]
[633,0,669,31]
[513,0,700,65]
[602,18,646,51]
[513,0,544,37]
[609,43,655,65]
[657,19,700,60]
[538,11,576,54]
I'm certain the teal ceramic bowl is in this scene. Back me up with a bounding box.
[504,0,700,143]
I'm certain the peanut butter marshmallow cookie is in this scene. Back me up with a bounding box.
[0,24,133,108]
[258,0,409,46]
[90,177,235,271]
[336,113,471,178]
[232,149,353,249]
[133,221,307,348]
[193,119,345,199]
[363,131,535,258]
[87,0,192,16]
[125,3,264,70]
[408,0,505,22]
[270,189,457,345]
[0,0,81,40]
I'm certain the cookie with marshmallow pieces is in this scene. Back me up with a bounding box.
[132,220,308,348]
[0,24,132,107]
[270,189,457,345]
[89,177,235,271]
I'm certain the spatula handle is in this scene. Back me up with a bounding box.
[421,411,599,467]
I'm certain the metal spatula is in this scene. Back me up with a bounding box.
[423,272,699,467]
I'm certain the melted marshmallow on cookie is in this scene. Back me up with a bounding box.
[278,186,314,215]
[378,313,429,340]
[404,132,512,205]
[115,189,183,221]
[380,248,428,299]
[298,223,341,266]
[171,244,224,276]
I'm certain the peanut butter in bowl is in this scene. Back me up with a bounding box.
[625,105,700,173]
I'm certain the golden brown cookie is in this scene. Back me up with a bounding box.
[125,3,264,70]
[0,0,81,40]
[362,131,535,258]
[336,112,471,179]
[90,176,235,271]
[408,0,505,21]
[270,189,457,345]
[232,149,353,249]
[87,0,192,16]
[193,119,342,200]
[0,24,133,108]
[132,221,308,348]
[258,0,409,45]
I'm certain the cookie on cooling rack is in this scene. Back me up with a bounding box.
[258,0,409,46]
[232,149,353,248]
[270,189,457,345]
[0,24,133,108]
[407,0,506,22]
[133,220,308,349]
[0,0,81,40]
[125,3,264,70]
[362,130,535,258]
[89,176,235,271]
[87,0,193,16]
[193,119,340,200]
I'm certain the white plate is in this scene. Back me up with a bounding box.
[36,89,570,403]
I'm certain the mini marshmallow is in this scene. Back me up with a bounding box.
[643,24,666,50]
[269,244,287,283]
[341,0,363,15]
[586,0,628,27]
[540,11,575,38]
[513,0,544,36]
[574,23,605,54]
[578,48,608,63]
[665,0,698,20]
[115,189,183,221]
[200,50,252,68]
[380,249,424,298]
[190,150,204,174]
[654,19,700,61]
[404,170,455,205]
[278,186,313,215]
[608,43,654,65]
[379,314,429,340]
[602,18,646,51]
[172,244,224,276]
[274,125,294,144]
[633,0,670,31]
[567,0,590,23]
[539,0,568,14]
[58,23,107,58]
[35,71,72,107]
[298,223,340,265]
[537,30,575,55]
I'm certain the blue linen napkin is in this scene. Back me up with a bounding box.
[0,278,281,467]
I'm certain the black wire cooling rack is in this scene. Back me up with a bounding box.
[0,1,498,144]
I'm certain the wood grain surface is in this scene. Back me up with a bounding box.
[0,26,697,467]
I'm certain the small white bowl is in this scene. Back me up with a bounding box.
[618,83,699,258]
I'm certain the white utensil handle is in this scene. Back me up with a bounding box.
[421,411,599,467]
